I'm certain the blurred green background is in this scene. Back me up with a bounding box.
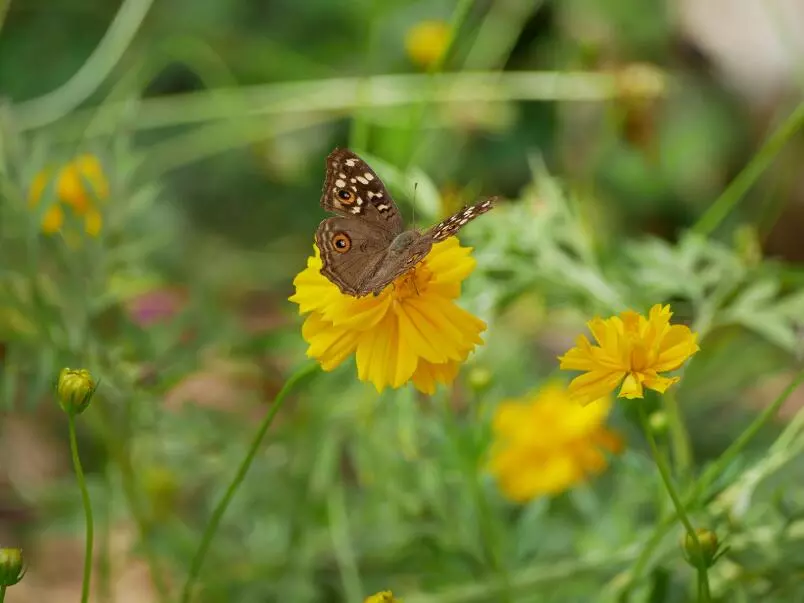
[4,0,804,602]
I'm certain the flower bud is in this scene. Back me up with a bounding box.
[648,410,668,435]
[467,366,493,393]
[681,528,721,568]
[56,368,97,415]
[0,547,25,587]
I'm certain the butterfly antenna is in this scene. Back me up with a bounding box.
[412,182,418,230]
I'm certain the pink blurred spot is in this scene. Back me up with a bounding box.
[125,288,186,327]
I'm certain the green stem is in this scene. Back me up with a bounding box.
[663,390,693,477]
[693,100,804,236]
[0,585,6,602]
[69,413,95,603]
[697,568,711,600]
[179,362,319,603]
[621,368,804,594]
[637,405,710,602]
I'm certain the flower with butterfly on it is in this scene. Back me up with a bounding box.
[289,236,487,395]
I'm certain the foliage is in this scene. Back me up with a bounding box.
[3,1,804,602]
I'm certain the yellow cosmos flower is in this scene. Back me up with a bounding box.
[28,154,109,237]
[405,19,451,69]
[364,591,400,603]
[558,304,700,406]
[487,381,623,502]
[289,237,486,395]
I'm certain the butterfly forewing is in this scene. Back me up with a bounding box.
[321,148,404,234]
[427,197,497,242]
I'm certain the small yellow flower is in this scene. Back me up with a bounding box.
[558,304,700,406]
[28,153,109,237]
[0,547,25,587]
[289,238,486,395]
[56,368,97,415]
[487,381,623,502]
[364,591,400,603]
[405,19,451,69]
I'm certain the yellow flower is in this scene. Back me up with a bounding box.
[28,154,109,237]
[364,591,400,603]
[558,304,700,406]
[487,381,623,502]
[488,381,622,503]
[289,238,486,395]
[405,20,451,69]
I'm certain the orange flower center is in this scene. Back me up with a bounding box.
[392,264,432,300]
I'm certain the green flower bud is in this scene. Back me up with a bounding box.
[467,366,493,393]
[648,410,668,435]
[0,547,25,587]
[681,528,721,568]
[56,368,97,415]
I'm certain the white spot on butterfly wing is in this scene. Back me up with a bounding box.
[345,159,357,167]
[335,179,346,188]
[339,172,347,179]
[356,176,369,185]
[364,173,374,181]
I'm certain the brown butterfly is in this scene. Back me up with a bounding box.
[315,148,496,297]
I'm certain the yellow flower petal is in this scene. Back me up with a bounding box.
[84,210,102,237]
[411,359,461,395]
[302,313,360,371]
[41,204,64,235]
[567,370,625,406]
[618,373,645,399]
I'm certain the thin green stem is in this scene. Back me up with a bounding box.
[663,390,693,477]
[69,413,95,603]
[0,585,6,602]
[637,405,710,602]
[693,100,804,236]
[637,405,696,535]
[698,568,711,600]
[179,362,319,603]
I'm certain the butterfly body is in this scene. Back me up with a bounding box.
[316,148,496,297]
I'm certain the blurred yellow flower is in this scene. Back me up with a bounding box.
[405,19,450,69]
[487,381,623,502]
[289,238,486,394]
[558,304,700,406]
[364,591,400,603]
[28,154,108,237]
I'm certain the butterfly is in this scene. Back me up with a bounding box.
[315,148,496,297]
